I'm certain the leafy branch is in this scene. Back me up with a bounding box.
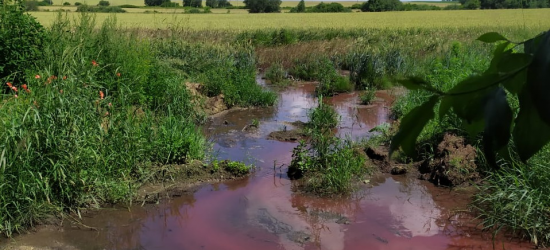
[391,30,550,167]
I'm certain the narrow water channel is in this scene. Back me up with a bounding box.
[2,82,534,250]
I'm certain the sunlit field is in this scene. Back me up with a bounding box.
[31,9,550,30]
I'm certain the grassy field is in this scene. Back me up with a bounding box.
[30,9,550,30]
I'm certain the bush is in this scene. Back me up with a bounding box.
[76,5,126,12]
[361,0,402,12]
[24,0,40,11]
[443,4,463,9]
[401,3,441,10]
[119,4,139,7]
[97,0,109,6]
[36,0,52,6]
[144,0,165,6]
[74,1,81,5]
[244,0,281,13]
[360,87,376,105]
[463,0,480,9]
[183,0,202,7]
[308,2,351,12]
[350,3,362,9]
[63,1,70,5]
[0,3,46,83]
[160,1,179,7]
[265,62,291,86]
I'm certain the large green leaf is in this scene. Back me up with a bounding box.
[390,95,439,157]
[487,41,511,73]
[397,77,441,94]
[513,89,550,162]
[527,31,550,126]
[477,32,509,44]
[483,87,513,166]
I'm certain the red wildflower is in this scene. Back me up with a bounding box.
[14,94,18,98]
[6,82,12,88]
[35,75,41,79]
[11,86,17,92]
[116,72,121,77]
[63,76,67,80]
[92,60,98,67]
[99,91,105,100]
[22,84,30,93]
[52,76,58,80]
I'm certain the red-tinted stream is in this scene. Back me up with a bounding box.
[1,81,534,250]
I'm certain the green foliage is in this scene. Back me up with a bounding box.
[205,0,230,8]
[160,1,179,7]
[183,0,201,7]
[308,98,339,131]
[463,0,480,9]
[391,30,550,166]
[62,1,70,5]
[118,4,139,7]
[401,3,442,10]
[473,151,550,246]
[24,0,39,10]
[307,2,351,12]
[296,0,305,12]
[144,0,166,6]
[360,87,376,105]
[265,62,291,86]
[97,0,109,6]
[478,0,548,8]
[0,0,45,84]
[244,0,281,13]
[74,1,81,5]
[361,0,402,12]
[76,5,126,12]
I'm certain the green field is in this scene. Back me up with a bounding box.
[30,9,550,30]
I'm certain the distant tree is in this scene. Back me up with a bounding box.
[98,0,109,6]
[63,1,70,5]
[243,0,281,13]
[144,0,165,6]
[361,0,402,11]
[183,0,201,7]
[463,0,480,8]
[206,0,218,7]
[296,0,305,12]
[218,0,231,7]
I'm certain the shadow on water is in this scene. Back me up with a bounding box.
[1,80,534,250]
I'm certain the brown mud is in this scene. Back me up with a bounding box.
[1,80,535,250]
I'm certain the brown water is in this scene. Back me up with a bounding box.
[1,82,534,250]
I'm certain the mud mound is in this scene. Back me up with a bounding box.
[364,147,409,175]
[268,130,307,142]
[185,82,228,116]
[419,134,479,186]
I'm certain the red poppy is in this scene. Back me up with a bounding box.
[6,82,12,88]
[116,72,121,77]
[63,76,67,80]
[99,91,105,100]
[11,86,17,92]
[35,75,41,79]
[92,60,98,67]
[22,84,30,93]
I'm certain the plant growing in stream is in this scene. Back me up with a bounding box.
[359,87,376,105]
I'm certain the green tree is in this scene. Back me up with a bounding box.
[183,0,201,7]
[97,0,109,6]
[206,0,218,7]
[463,0,480,8]
[243,0,281,13]
[296,0,305,12]
[361,0,402,12]
[144,0,165,6]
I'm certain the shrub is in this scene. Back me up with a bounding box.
[463,0,480,9]
[186,7,201,13]
[119,4,139,7]
[308,2,351,12]
[350,3,362,9]
[0,2,46,83]
[308,98,339,130]
[443,4,463,9]
[265,62,291,86]
[97,0,109,6]
[63,1,70,5]
[244,0,281,13]
[76,5,126,12]
[361,0,402,12]
[295,0,305,12]
[160,1,179,7]
[74,1,81,5]
[36,0,52,6]
[24,0,40,10]
[144,0,165,6]
[183,0,202,7]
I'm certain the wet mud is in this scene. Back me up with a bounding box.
[1,81,535,250]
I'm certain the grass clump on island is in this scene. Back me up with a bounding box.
[288,99,368,195]
[0,7,271,236]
